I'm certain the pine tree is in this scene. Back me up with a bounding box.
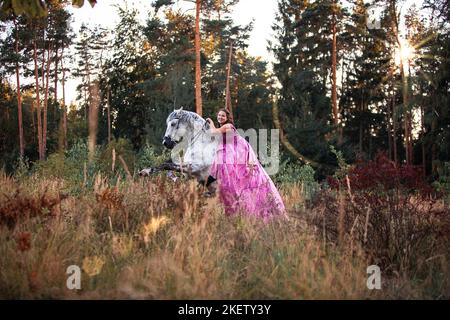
[104,5,156,148]
[270,0,348,169]
[414,2,450,175]
[73,23,107,120]
[339,0,391,160]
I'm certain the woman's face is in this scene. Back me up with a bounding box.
[217,111,227,125]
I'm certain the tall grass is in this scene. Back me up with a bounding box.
[0,167,448,299]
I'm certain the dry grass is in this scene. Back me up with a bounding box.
[0,171,447,299]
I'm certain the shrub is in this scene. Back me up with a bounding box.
[29,140,102,195]
[433,162,450,205]
[98,138,136,177]
[327,152,434,196]
[13,156,31,180]
[309,152,448,276]
[0,187,67,229]
[275,161,320,200]
[136,144,170,170]
[33,152,77,179]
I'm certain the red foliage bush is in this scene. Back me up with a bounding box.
[310,152,448,274]
[0,188,67,230]
[328,152,434,196]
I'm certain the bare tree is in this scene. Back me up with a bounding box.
[331,0,339,141]
[194,0,203,116]
[14,18,24,157]
[32,22,44,160]
[225,42,233,117]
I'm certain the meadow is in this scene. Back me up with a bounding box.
[0,143,448,299]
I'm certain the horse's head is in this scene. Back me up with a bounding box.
[163,107,198,149]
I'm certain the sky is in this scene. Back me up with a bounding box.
[63,0,423,106]
[69,0,278,59]
[64,0,278,105]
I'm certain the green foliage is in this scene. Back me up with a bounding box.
[12,156,30,180]
[73,23,109,109]
[433,162,450,204]
[98,138,136,176]
[275,161,319,200]
[65,139,90,163]
[270,0,338,166]
[30,140,99,194]
[330,145,350,179]
[1,0,47,18]
[104,6,159,149]
[136,144,170,170]
[0,0,449,185]
[33,152,76,179]
[0,0,97,19]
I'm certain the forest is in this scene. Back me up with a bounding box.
[0,0,448,299]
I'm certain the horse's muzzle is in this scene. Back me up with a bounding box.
[162,136,176,149]
[163,136,183,149]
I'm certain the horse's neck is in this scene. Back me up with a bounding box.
[187,118,216,148]
[190,117,206,136]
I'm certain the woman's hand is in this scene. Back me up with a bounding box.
[206,118,214,127]
[206,118,216,131]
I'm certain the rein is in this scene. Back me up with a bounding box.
[187,120,209,148]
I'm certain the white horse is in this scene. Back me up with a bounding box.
[139,107,219,193]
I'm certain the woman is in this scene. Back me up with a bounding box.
[206,109,286,220]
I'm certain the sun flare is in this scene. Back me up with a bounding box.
[395,39,415,66]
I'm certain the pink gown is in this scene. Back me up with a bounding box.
[209,124,286,220]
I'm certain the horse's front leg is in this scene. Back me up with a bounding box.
[138,160,181,177]
[139,160,201,176]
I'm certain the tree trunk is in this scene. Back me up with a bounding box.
[400,59,411,165]
[43,42,52,158]
[359,100,363,153]
[107,84,111,143]
[407,62,413,165]
[33,29,43,160]
[61,46,67,149]
[431,112,437,175]
[331,1,340,142]
[88,81,100,163]
[14,18,24,158]
[194,0,203,116]
[339,56,345,141]
[387,94,393,161]
[225,42,233,117]
[393,94,398,165]
[54,44,58,102]
[390,0,413,165]
[233,73,239,112]
[85,51,92,123]
[31,101,35,139]
[421,103,426,176]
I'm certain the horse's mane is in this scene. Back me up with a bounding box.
[168,109,205,126]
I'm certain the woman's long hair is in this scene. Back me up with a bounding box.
[217,108,234,127]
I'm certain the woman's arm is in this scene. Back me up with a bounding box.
[206,119,233,134]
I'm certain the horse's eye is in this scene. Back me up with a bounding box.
[171,123,175,127]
